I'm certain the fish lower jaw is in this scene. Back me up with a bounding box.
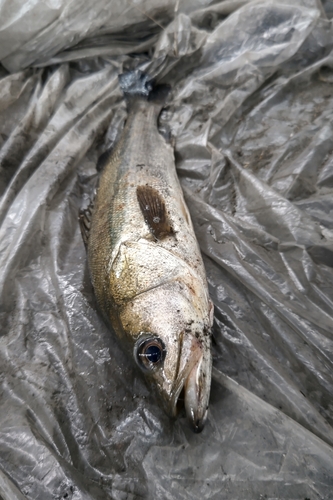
[166,376,209,433]
[166,369,210,433]
[184,380,208,433]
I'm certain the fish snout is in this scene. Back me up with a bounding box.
[184,344,212,433]
[159,333,212,431]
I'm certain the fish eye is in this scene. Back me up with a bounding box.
[134,336,166,371]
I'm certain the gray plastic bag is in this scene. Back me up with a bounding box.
[0,0,333,498]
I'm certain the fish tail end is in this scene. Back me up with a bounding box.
[119,70,170,109]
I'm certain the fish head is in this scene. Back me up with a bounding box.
[118,277,214,433]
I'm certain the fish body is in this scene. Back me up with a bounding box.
[85,73,213,431]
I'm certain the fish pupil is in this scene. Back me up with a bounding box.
[145,344,161,363]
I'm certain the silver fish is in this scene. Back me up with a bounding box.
[81,72,214,432]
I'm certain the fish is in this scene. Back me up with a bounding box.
[80,70,214,432]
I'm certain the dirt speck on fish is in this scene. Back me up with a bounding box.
[80,70,214,432]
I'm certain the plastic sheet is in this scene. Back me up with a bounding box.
[1,1,333,499]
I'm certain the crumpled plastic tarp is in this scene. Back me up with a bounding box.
[1,0,333,499]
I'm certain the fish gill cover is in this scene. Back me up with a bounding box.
[0,1,333,499]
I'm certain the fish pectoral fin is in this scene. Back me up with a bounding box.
[136,185,173,240]
[79,198,94,249]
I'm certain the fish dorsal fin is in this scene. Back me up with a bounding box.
[96,147,113,172]
[79,197,94,249]
[136,185,173,240]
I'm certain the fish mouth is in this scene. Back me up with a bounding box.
[170,338,212,433]
[184,355,211,433]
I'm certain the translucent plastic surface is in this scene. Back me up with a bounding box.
[0,1,333,499]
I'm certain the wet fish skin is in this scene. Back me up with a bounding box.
[87,86,213,431]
